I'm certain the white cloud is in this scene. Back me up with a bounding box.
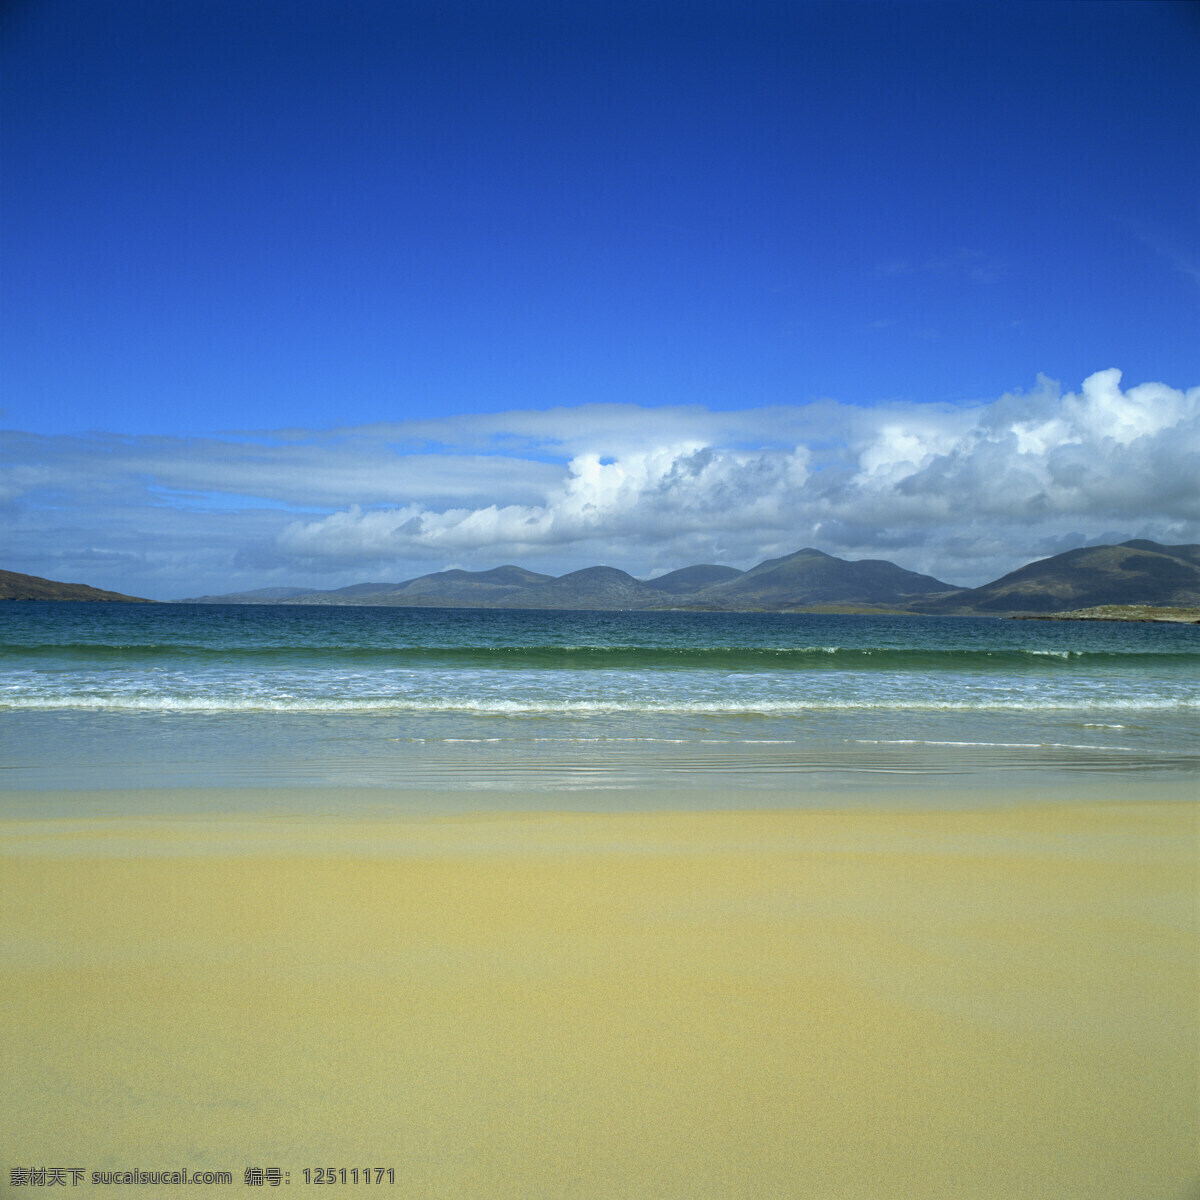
[277,442,813,562]
[3,369,1197,597]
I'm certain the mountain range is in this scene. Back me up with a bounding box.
[5,540,1198,615]
[172,540,1200,615]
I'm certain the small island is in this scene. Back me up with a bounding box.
[1013,604,1200,624]
[0,569,153,603]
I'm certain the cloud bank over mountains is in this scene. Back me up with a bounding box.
[5,369,1198,599]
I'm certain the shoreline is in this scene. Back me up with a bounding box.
[2,788,1197,1198]
[3,772,1199,821]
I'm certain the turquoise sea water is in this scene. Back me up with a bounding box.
[1,602,1197,797]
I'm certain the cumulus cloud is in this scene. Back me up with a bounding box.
[277,442,813,563]
[3,369,1197,597]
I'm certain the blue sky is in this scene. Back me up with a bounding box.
[2,0,1198,598]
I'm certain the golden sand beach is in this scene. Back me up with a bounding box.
[2,790,1197,1198]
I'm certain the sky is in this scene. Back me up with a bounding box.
[2,0,1198,599]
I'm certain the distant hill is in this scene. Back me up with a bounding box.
[920,540,1200,614]
[167,539,1200,615]
[181,586,320,603]
[511,566,660,609]
[644,564,745,594]
[391,565,555,606]
[183,566,558,607]
[697,548,960,610]
[0,569,153,603]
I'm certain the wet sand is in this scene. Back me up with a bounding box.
[2,792,1197,1198]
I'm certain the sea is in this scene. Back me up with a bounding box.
[1,601,1197,807]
